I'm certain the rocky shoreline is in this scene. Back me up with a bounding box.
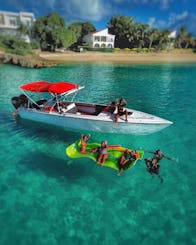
[0,53,57,68]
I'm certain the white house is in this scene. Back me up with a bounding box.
[83,28,115,48]
[167,30,177,50]
[168,30,177,39]
[0,11,35,42]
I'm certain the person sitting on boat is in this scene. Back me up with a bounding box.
[79,134,91,154]
[118,149,137,176]
[58,101,67,114]
[104,100,118,114]
[96,141,108,165]
[115,98,128,124]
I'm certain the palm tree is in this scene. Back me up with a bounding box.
[157,30,170,51]
[185,33,195,48]
[108,14,135,48]
[177,26,187,48]
[147,28,159,49]
[132,23,149,48]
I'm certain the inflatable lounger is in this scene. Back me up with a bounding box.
[66,140,144,171]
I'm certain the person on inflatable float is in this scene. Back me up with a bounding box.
[118,150,139,176]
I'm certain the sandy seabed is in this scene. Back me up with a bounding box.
[39,50,196,64]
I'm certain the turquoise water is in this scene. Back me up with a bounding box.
[0,63,195,245]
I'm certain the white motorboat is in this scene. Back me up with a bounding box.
[11,81,173,135]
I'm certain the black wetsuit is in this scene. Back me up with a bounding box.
[153,153,163,163]
[145,158,160,174]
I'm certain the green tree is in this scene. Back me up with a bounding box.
[69,22,83,40]
[82,22,96,36]
[108,14,135,48]
[185,33,195,48]
[69,21,96,47]
[17,22,34,43]
[18,23,30,36]
[176,26,187,48]
[147,28,159,49]
[32,16,47,48]
[0,36,32,55]
[44,12,66,51]
[132,22,149,48]
[33,12,76,51]
[156,30,170,50]
[57,28,77,48]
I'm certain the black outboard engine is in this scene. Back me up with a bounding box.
[19,94,28,106]
[11,96,20,109]
[11,94,28,109]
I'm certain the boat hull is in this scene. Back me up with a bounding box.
[18,108,172,135]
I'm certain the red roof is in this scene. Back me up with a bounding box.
[20,81,79,94]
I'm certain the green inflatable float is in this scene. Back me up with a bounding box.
[66,140,144,172]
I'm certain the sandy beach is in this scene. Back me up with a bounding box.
[39,49,196,64]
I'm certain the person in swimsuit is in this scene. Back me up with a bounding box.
[145,158,163,183]
[105,100,118,114]
[115,98,128,124]
[144,149,172,183]
[97,141,108,165]
[79,134,90,153]
[118,150,137,176]
[58,101,67,114]
[151,149,172,168]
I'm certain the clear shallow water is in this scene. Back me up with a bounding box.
[0,63,195,245]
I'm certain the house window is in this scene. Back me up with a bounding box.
[94,36,100,41]
[9,19,17,26]
[101,43,106,48]
[108,37,113,42]
[107,44,112,48]
[101,36,106,42]
[0,14,5,24]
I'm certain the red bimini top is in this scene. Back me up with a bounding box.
[20,81,52,92]
[48,82,79,94]
[20,81,80,94]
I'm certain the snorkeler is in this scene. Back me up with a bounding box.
[144,149,172,183]
[145,158,163,183]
